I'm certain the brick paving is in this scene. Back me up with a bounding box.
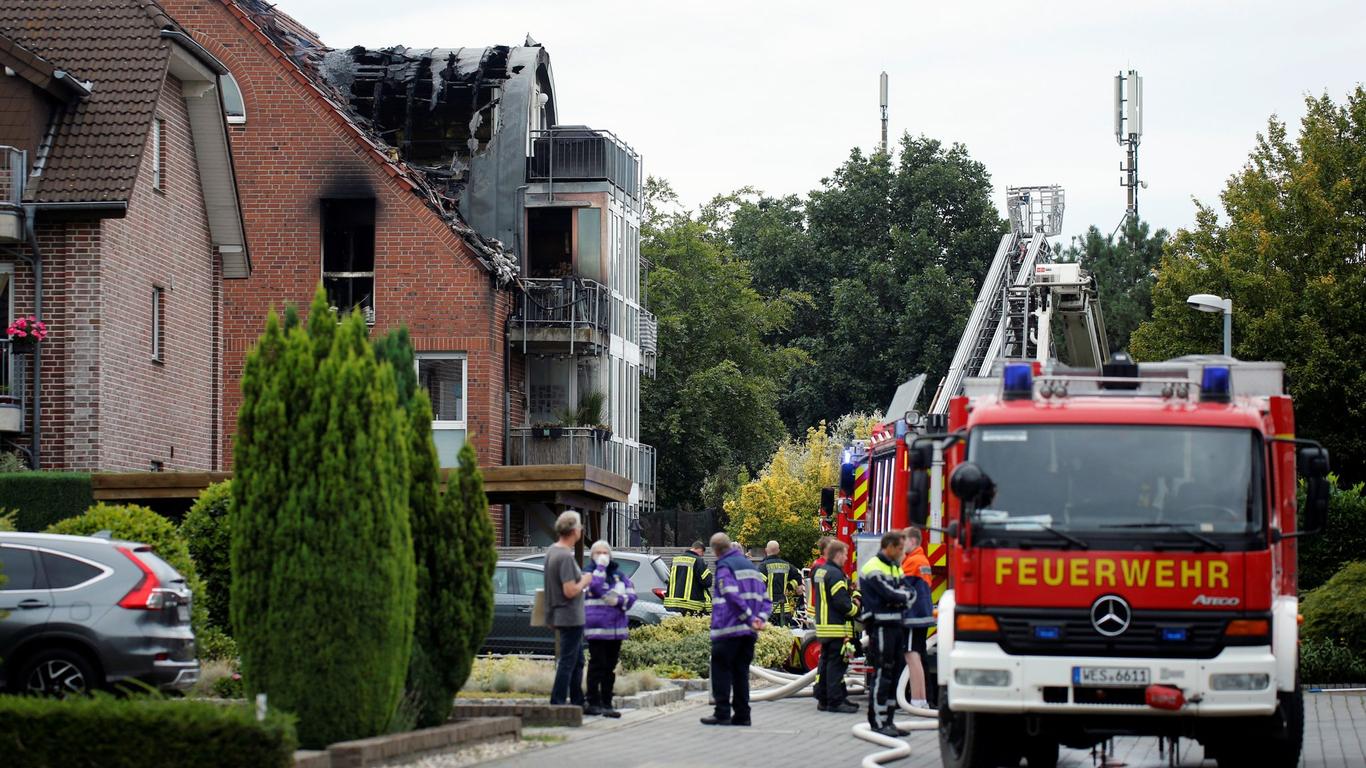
[473,690,1366,768]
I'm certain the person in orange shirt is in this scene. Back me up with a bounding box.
[901,526,933,709]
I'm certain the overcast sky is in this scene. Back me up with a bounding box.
[273,0,1364,245]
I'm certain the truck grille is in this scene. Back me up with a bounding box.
[991,608,1252,659]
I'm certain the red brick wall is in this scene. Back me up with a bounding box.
[160,2,512,520]
[5,75,220,471]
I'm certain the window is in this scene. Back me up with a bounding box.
[492,566,512,595]
[417,353,466,468]
[0,546,39,590]
[39,551,104,589]
[221,74,246,124]
[151,286,165,362]
[151,118,164,191]
[512,567,541,596]
[321,199,376,323]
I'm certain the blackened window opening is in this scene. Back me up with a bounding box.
[322,199,377,322]
[527,207,573,278]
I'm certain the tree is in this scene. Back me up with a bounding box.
[232,288,415,748]
[642,180,802,514]
[1131,89,1366,483]
[724,422,839,563]
[725,135,1004,432]
[181,481,233,633]
[449,442,496,699]
[1058,219,1168,353]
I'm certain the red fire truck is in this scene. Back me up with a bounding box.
[916,357,1330,768]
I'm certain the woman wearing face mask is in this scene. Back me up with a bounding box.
[584,540,637,717]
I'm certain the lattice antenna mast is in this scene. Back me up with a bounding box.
[1114,70,1144,222]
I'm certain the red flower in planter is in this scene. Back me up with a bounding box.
[6,316,47,342]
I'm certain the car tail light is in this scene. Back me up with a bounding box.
[652,588,667,599]
[117,546,167,609]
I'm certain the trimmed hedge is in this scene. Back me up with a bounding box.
[1299,478,1366,591]
[1300,560,1366,684]
[620,615,793,678]
[182,480,233,632]
[0,694,296,768]
[0,472,92,531]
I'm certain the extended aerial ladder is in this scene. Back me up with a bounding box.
[927,185,1108,416]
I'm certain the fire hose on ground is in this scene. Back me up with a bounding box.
[747,658,937,767]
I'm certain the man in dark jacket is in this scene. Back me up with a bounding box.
[812,539,859,713]
[664,541,712,615]
[701,533,771,727]
[859,531,911,737]
[758,540,801,627]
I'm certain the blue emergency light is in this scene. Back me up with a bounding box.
[1161,627,1189,642]
[1003,363,1034,400]
[1033,625,1061,641]
[1200,366,1232,402]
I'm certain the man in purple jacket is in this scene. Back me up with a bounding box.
[701,532,772,727]
[584,540,637,718]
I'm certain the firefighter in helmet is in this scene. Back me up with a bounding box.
[664,541,712,615]
[758,540,801,627]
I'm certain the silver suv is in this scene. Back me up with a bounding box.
[0,532,199,695]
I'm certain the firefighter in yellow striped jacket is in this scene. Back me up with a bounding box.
[811,540,858,713]
[664,541,712,614]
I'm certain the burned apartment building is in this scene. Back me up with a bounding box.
[319,43,657,544]
[162,0,654,545]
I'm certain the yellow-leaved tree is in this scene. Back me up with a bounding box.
[724,422,840,564]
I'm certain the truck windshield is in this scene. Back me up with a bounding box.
[967,425,1264,540]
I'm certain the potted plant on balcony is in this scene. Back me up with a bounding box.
[0,385,20,433]
[575,391,611,441]
[5,315,47,354]
[531,422,564,439]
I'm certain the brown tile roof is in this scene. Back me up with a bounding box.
[0,0,176,204]
[216,0,516,283]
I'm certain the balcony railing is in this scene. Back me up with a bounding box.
[0,341,28,434]
[639,309,658,377]
[514,277,612,354]
[508,426,616,471]
[0,147,26,243]
[527,127,641,200]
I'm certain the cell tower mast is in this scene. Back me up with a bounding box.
[880,71,889,155]
[1114,70,1143,221]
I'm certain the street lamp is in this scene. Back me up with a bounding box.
[1186,293,1233,357]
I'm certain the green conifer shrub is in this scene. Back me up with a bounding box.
[232,290,416,748]
[182,480,233,632]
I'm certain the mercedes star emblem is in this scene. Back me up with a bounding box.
[1091,595,1131,637]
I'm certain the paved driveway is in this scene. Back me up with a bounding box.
[475,690,1366,767]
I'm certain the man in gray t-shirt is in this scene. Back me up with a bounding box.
[545,540,586,628]
[545,511,592,707]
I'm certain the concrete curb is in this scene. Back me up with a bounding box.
[450,702,584,727]
[613,685,686,709]
[293,717,520,768]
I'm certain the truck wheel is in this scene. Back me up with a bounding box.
[1214,688,1303,768]
[938,687,1007,768]
[1022,738,1059,768]
[799,636,822,672]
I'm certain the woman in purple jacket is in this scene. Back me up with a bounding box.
[584,540,637,717]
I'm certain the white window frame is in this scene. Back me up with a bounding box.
[221,74,247,125]
[416,353,467,428]
[151,285,165,363]
[0,262,13,321]
[151,118,164,191]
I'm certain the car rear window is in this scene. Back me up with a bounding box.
[135,549,185,584]
[40,551,103,589]
[0,546,40,590]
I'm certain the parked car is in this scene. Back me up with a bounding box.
[516,551,671,605]
[482,560,670,654]
[0,532,199,695]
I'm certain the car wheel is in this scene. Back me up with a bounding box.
[21,648,97,697]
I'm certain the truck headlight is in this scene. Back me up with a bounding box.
[1209,673,1270,691]
[954,669,1011,687]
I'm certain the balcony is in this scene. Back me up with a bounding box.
[527,127,641,201]
[507,427,656,509]
[640,309,658,378]
[509,277,612,355]
[0,147,26,243]
[0,341,28,434]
